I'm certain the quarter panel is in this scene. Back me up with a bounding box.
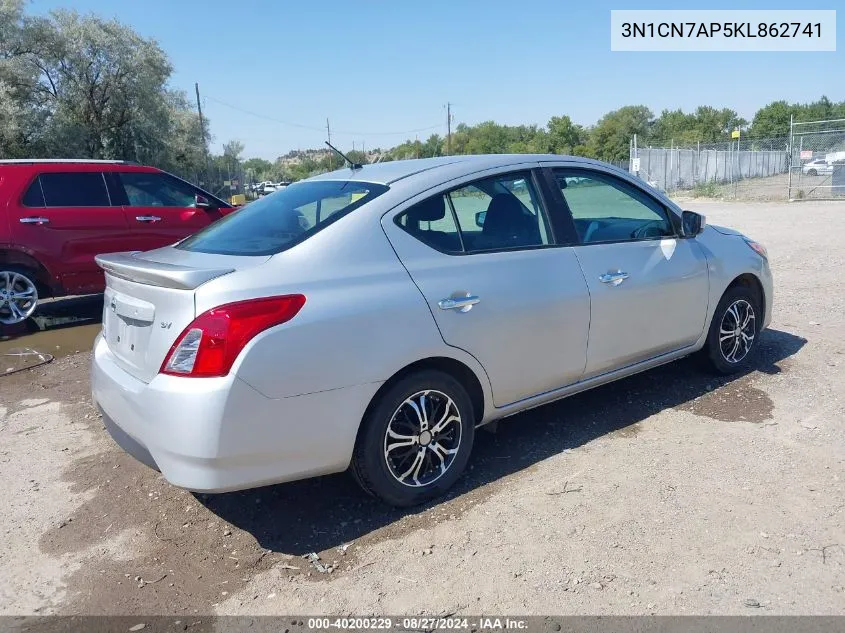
[196,211,494,403]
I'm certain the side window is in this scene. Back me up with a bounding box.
[449,172,550,252]
[553,170,674,244]
[39,172,111,207]
[396,172,551,254]
[119,172,197,207]
[396,195,462,253]
[447,172,550,253]
[21,177,45,207]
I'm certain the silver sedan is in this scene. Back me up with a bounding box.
[91,154,773,507]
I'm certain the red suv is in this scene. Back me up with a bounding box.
[0,160,236,325]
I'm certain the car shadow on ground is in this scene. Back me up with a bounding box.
[201,328,805,556]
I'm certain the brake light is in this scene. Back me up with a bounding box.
[160,295,306,377]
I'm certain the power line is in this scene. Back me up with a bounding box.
[203,95,443,137]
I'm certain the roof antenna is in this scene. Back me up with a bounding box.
[325,141,363,170]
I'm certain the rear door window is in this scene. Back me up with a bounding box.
[38,172,111,207]
[177,180,388,256]
[118,172,199,207]
[395,171,551,253]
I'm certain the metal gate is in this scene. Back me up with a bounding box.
[788,117,845,201]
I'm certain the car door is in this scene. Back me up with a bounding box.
[383,168,591,407]
[9,170,132,294]
[548,166,709,378]
[111,170,225,249]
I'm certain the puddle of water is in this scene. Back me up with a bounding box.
[0,322,101,362]
[0,295,103,363]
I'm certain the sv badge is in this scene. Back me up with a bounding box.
[160,322,172,329]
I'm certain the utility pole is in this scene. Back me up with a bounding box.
[195,82,210,185]
[326,118,333,169]
[446,102,452,155]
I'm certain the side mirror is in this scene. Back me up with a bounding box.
[682,210,706,237]
[195,194,211,209]
[475,211,486,228]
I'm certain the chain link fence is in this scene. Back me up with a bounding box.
[788,117,845,201]
[169,160,249,203]
[630,137,790,200]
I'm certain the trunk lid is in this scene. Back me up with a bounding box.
[96,248,270,383]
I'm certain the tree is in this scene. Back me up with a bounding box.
[692,106,746,142]
[588,105,652,162]
[0,1,205,175]
[222,139,245,160]
[751,97,845,139]
[547,116,587,154]
[242,157,272,174]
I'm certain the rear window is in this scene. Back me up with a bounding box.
[177,180,388,256]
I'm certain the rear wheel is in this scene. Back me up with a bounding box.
[701,286,761,374]
[807,168,818,176]
[351,370,475,507]
[0,267,39,325]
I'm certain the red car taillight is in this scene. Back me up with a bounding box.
[160,295,306,378]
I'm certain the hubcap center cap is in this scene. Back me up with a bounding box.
[418,430,433,446]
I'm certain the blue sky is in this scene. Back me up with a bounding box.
[29,0,843,159]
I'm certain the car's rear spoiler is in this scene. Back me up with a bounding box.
[95,252,234,290]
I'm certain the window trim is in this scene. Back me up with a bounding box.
[550,167,681,246]
[393,168,559,256]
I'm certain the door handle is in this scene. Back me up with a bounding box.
[599,271,629,286]
[19,217,50,225]
[438,294,480,312]
[135,216,162,223]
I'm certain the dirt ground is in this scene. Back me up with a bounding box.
[1,200,843,617]
[670,172,840,202]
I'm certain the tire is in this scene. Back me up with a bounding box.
[350,370,475,507]
[807,169,817,176]
[701,286,762,375]
[0,265,39,326]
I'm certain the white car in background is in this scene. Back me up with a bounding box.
[802,158,833,176]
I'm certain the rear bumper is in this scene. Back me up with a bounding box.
[91,334,381,493]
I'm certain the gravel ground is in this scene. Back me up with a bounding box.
[0,200,843,616]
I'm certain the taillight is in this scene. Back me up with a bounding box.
[160,295,306,378]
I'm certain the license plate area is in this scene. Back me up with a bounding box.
[103,289,155,364]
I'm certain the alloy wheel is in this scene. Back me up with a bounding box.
[0,270,38,325]
[383,390,462,488]
[718,299,756,364]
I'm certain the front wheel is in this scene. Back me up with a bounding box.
[807,168,818,176]
[0,267,39,325]
[350,370,475,507]
[701,286,761,374]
